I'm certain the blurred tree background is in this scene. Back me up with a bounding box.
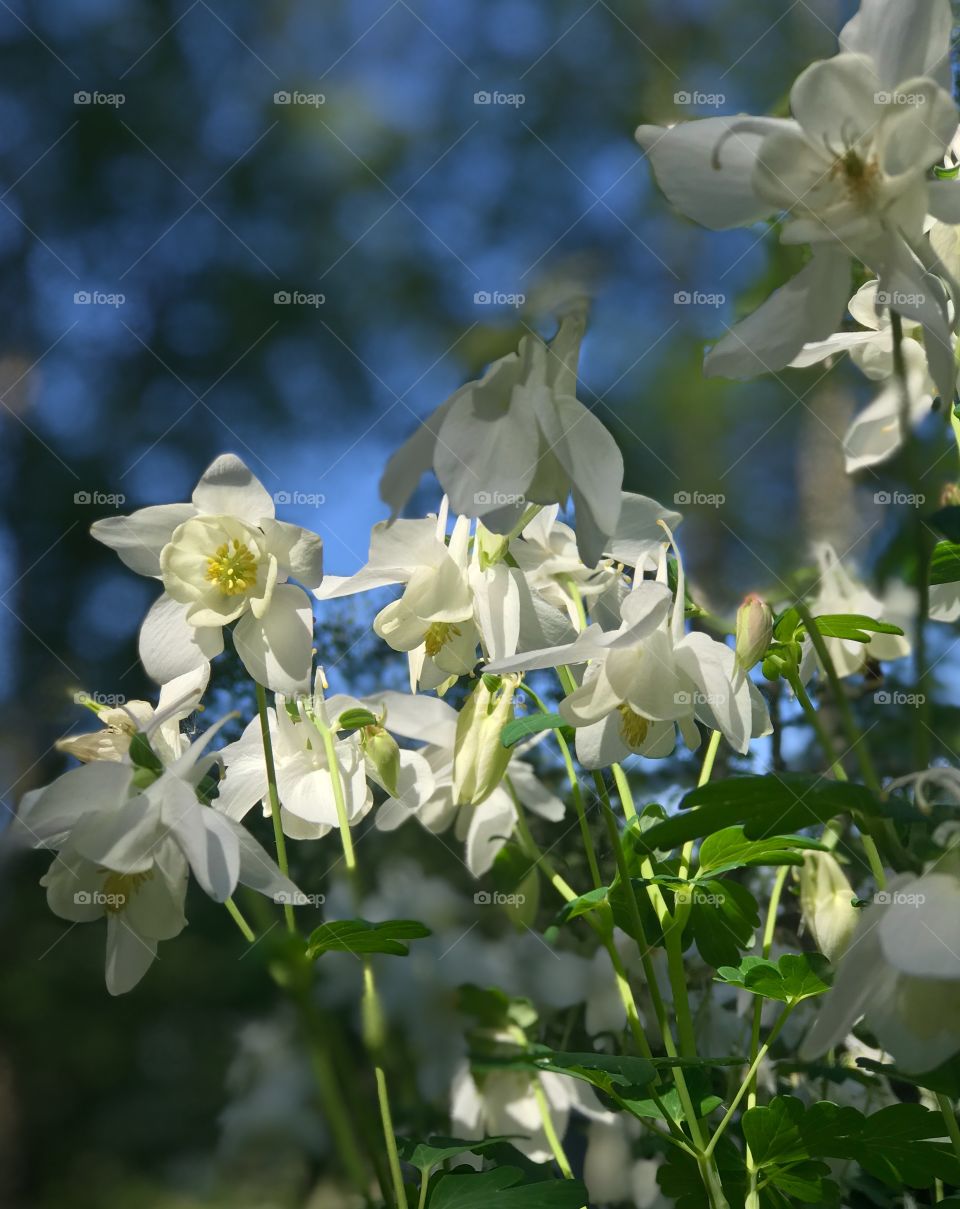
[5,0,960,1205]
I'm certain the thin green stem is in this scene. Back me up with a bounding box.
[705,1008,793,1158]
[255,682,296,933]
[224,896,256,943]
[935,1094,960,1169]
[532,1077,576,1180]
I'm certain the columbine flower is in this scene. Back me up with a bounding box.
[57,666,209,765]
[798,851,859,962]
[636,0,959,399]
[799,541,910,680]
[790,280,942,471]
[450,1056,612,1164]
[802,869,960,1072]
[215,672,375,841]
[488,544,771,768]
[17,718,297,994]
[370,690,564,877]
[734,594,774,673]
[91,454,322,694]
[379,304,624,565]
[452,675,519,807]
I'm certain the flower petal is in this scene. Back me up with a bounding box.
[139,593,223,685]
[839,0,953,91]
[90,504,195,577]
[192,453,275,524]
[261,518,324,588]
[233,584,313,695]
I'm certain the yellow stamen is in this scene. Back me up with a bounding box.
[424,621,461,657]
[618,704,650,749]
[206,540,258,595]
[830,148,880,208]
[101,869,152,912]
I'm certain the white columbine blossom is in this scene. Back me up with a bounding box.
[214,674,379,841]
[802,868,960,1072]
[17,718,297,994]
[636,0,959,400]
[799,542,911,680]
[91,454,323,694]
[790,280,943,471]
[379,304,625,565]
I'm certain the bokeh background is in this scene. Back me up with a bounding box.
[3,0,960,1205]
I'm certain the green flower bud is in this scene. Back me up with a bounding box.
[361,724,401,797]
[735,593,773,673]
[798,851,858,962]
[453,674,519,806]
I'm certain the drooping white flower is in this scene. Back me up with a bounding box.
[799,541,910,680]
[380,305,624,565]
[636,0,959,398]
[450,1056,613,1164]
[18,717,297,994]
[790,280,943,471]
[214,673,375,841]
[802,869,960,1072]
[91,454,322,694]
[369,690,564,877]
[798,850,860,963]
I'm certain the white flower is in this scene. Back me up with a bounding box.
[800,541,910,680]
[369,690,565,877]
[379,305,624,565]
[91,454,322,694]
[802,870,960,1072]
[450,1058,612,1164]
[215,674,374,841]
[18,718,297,994]
[790,280,942,471]
[636,0,959,398]
[57,666,209,766]
[798,851,860,962]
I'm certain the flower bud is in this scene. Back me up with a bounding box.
[475,520,509,569]
[798,851,858,962]
[361,724,401,797]
[452,674,519,806]
[735,594,773,673]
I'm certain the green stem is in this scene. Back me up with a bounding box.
[532,1077,576,1180]
[936,1093,960,1169]
[224,896,256,943]
[255,682,296,933]
[705,1007,793,1158]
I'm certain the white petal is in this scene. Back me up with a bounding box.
[164,781,240,902]
[635,117,790,229]
[363,689,459,747]
[879,875,960,979]
[800,906,887,1058]
[790,55,881,148]
[17,761,133,846]
[218,814,301,899]
[90,504,195,577]
[192,453,275,523]
[704,247,851,380]
[261,518,324,588]
[472,563,521,661]
[139,593,223,685]
[379,399,450,518]
[233,584,313,695]
[463,787,517,876]
[929,180,960,225]
[71,796,160,873]
[839,0,953,91]
[105,915,158,995]
[604,492,680,567]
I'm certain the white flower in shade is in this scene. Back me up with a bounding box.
[91,454,322,694]
[802,870,960,1072]
[379,304,624,565]
[488,551,771,769]
[790,280,943,471]
[57,666,209,766]
[369,690,564,877]
[450,1057,613,1164]
[17,718,297,994]
[800,541,910,680]
[214,674,375,841]
[583,1120,670,1208]
[636,0,959,399]
[798,850,860,962]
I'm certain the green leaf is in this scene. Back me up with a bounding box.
[697,826,827,876]
[809,613,905,641]
[930,540,960,586]
[305,918,431,958]
[716,953,831,1004]
[553,885,609,927]
[129,730,164,775]
[500,713,569,748]
[427,1167,589,1208]
[457,985,537,1032]
[657,1136,745,1209]
[620,1069,722,1124]
[531,1049,656,1097]
[396,1135,513,1175]
[687,879,759,969]
[335,707,379,731]
[637,775,888,852]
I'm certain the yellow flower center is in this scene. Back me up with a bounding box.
[206,540,258,595]
[424,621,461,657]
[830,148,880,208]
[618,704,650,749]
[101,869,152,913]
